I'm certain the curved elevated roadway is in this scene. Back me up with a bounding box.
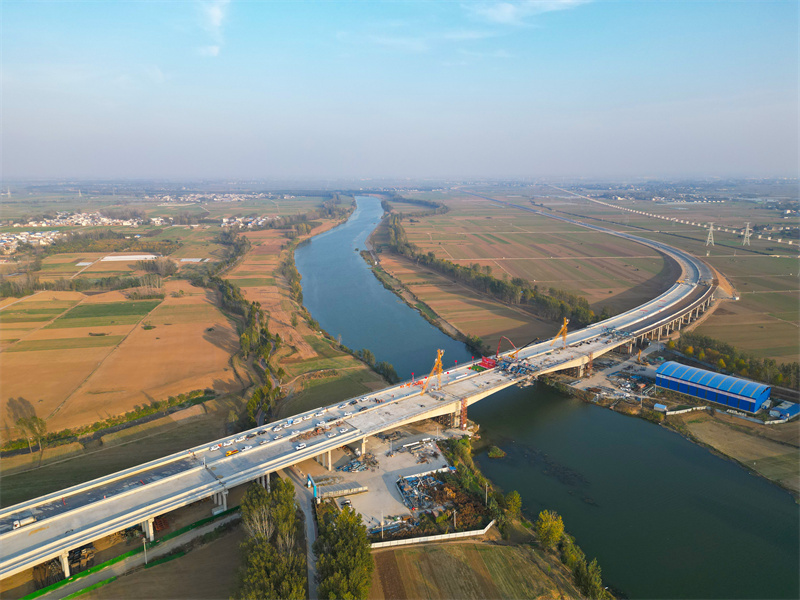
[0,205,718,582]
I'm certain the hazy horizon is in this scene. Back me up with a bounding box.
[2,1,797,181]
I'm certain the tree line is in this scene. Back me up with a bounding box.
[384,214,606,327]
[41,229,180,256]
[673,332,799,390]
[0,272,162,298]
[536,510,612,599]
[381,193,450,217]
[235,480,306,599]
[314,506,374,599]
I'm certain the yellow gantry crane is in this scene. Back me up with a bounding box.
[421,349,445,394]
[550,318,569,348]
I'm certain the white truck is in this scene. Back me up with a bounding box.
[13,516,36,529]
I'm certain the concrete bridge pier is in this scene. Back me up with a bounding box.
[59,551,70,578]
[360,437,366,456]
[141,517,154,542]
[213,490,228,511]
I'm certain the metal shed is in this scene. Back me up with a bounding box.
[655,361,771,413]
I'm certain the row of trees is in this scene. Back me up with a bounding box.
[313,507,374,599]
[674,332,799,390]
[235,480,306,599]
[536,509,610,599]
[381,193,450,217]
[41,229,180,256]
[0,272,157,298]
[137,257,178,277]
[2,390,211,454]
[384,215,605,327]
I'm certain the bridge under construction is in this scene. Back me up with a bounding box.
[0,211,718,586]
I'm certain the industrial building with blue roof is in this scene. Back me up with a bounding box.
[655,361,771,414]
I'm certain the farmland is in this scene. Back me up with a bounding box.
[370,542,580,600]
[496,183,799,363]
[0,280,242,436]
[372,191,679,351]
[228,220,388,409]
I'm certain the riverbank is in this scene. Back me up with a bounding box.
[540,365,800,500]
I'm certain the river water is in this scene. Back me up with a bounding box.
[296,196,799,599]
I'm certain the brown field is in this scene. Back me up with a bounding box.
[374,192,679,351]
[394,193,678,312]
[669,411,800,494]
[405,190,800,362]
[511,187,799,363]
[1,280,242,436]
[82,525,246,600]
[378,252,555,351]
[370,542,579,600]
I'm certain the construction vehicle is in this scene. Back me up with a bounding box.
[550,318,569,348]
[421,349,444,394]
[496,336,521,360]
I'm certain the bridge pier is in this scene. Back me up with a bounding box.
[59,551,70,578]
[360,438,366,457]
[141,517,155,542]
[213,490,228,511]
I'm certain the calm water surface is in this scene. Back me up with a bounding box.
[296,196,800,599]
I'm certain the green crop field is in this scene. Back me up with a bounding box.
[6,335,125,352]
[60,300,161,320]
[44,300,161,328]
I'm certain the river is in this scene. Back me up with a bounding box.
[296,196,799,599]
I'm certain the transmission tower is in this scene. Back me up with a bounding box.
[705,223,715,247]
[742,222,752,246]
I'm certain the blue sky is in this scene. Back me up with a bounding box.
[2,1,797,180]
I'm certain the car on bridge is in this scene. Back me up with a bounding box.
[209,444,220,451]
[295,443,306,451]
[327,432,337,438]
[222,440,234,447]
[225,449,239,456]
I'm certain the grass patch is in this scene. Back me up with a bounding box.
[6,335,125,352]
[60,300,161,320]
[226,277,275,287]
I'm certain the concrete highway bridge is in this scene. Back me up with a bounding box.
[0,211,719,585]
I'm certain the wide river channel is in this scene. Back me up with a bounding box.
[296,196,799,599]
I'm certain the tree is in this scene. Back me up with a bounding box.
[315,507,374,600]
[506,490,522,518]
[536,509,565,551]
[240,482,275,541]
[717,358,726,370]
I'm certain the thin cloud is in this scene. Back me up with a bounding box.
[198,45,221,57]
[198,0,230,56]
[459,48,514,59]
[441,30,496,41]
[463,1,589,26]
[368,35,428,53]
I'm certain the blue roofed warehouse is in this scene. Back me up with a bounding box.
[655,361,771,414]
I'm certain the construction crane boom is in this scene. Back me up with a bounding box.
[549,318,569,348]
[421,349,444,394]
[495,336,520,359]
